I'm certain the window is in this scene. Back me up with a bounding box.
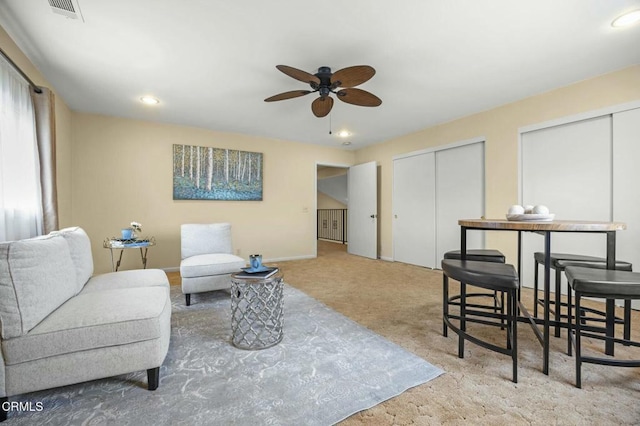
[0,56,43,241]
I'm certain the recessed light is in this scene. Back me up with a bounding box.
[140,96,160,105]
[337,130,351,138]
[342,141,352,146]
[612,9,640,27]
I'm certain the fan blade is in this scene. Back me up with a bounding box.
[330,65,375,88]
[264,90,312,102]
[336,88,382,107]
[311,96,334,117]
[276,65,321,85]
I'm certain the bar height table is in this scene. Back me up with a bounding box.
[457,218,627,375]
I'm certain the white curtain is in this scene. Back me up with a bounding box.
[0,57,43,241]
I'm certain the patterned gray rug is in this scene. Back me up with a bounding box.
[6,285,443,425]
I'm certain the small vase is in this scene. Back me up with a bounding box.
[250,254,262,270]
[121,228,134,240]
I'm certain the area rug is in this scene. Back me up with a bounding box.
[6,285,444,425]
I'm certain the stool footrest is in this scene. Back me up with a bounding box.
[578,330,640,348]
[535,299,624,324]
[581,355,640,368]
[447,310,507,327]
[443,316,514,357]
[448,292,502,312]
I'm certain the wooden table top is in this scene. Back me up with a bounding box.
[458,218,627,232]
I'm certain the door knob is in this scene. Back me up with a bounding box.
[370,214,377,218]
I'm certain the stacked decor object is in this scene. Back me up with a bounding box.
[506,204,554,221]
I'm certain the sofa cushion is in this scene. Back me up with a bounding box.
[180,253,246,278]
[2,286,170,365]
[82,269,169,293]
[52,227,94,292]
[0,234,77,339]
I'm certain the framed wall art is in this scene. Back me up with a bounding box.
[173,144,263,201]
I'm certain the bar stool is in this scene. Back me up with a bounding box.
[442,259,520,382]
[444,249,506,318]
[564,266,640,388]
[533,252,632,338]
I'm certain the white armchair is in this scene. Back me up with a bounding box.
[180,223,246,306]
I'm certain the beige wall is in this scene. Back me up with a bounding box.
[0,26,73,229]
[317,192,347,210]
[317,166,347,179]
[355,65,640,263]
[72,114,354,272]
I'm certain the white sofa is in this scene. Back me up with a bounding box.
[0,227,171,422]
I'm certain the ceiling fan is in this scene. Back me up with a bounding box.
[264,65,382,117]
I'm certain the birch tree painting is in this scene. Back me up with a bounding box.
[173,144,263,200]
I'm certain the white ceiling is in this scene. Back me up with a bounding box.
[1,0,639,150]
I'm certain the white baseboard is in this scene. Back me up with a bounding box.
[267,255,316,262]
[379,256,393,262]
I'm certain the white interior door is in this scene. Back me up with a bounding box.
[393,153,436,267]
[521,116,612,292]
[612,108,640,309]
[348,161,377,259]
[435,142,485,262]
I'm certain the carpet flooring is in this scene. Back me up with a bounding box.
[270,241,640,425]
[4,274,442,425]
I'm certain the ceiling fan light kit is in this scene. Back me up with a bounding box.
[265,64,382,117]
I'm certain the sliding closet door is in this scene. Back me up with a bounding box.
[393,141,485,269]
[520,116,612,291]
[393,153,436,268]
[612,108,640,309]
[435,142,485,263]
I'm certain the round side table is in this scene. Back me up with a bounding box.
[230,272,284,350]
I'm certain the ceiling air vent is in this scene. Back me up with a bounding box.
[48,0,84,21]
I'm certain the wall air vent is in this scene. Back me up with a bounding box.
[48,0,84,22]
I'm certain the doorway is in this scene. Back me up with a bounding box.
[316,164,348,257]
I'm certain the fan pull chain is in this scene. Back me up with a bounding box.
[329,112,332,135]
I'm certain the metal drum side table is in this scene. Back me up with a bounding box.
[230,272,284,350]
